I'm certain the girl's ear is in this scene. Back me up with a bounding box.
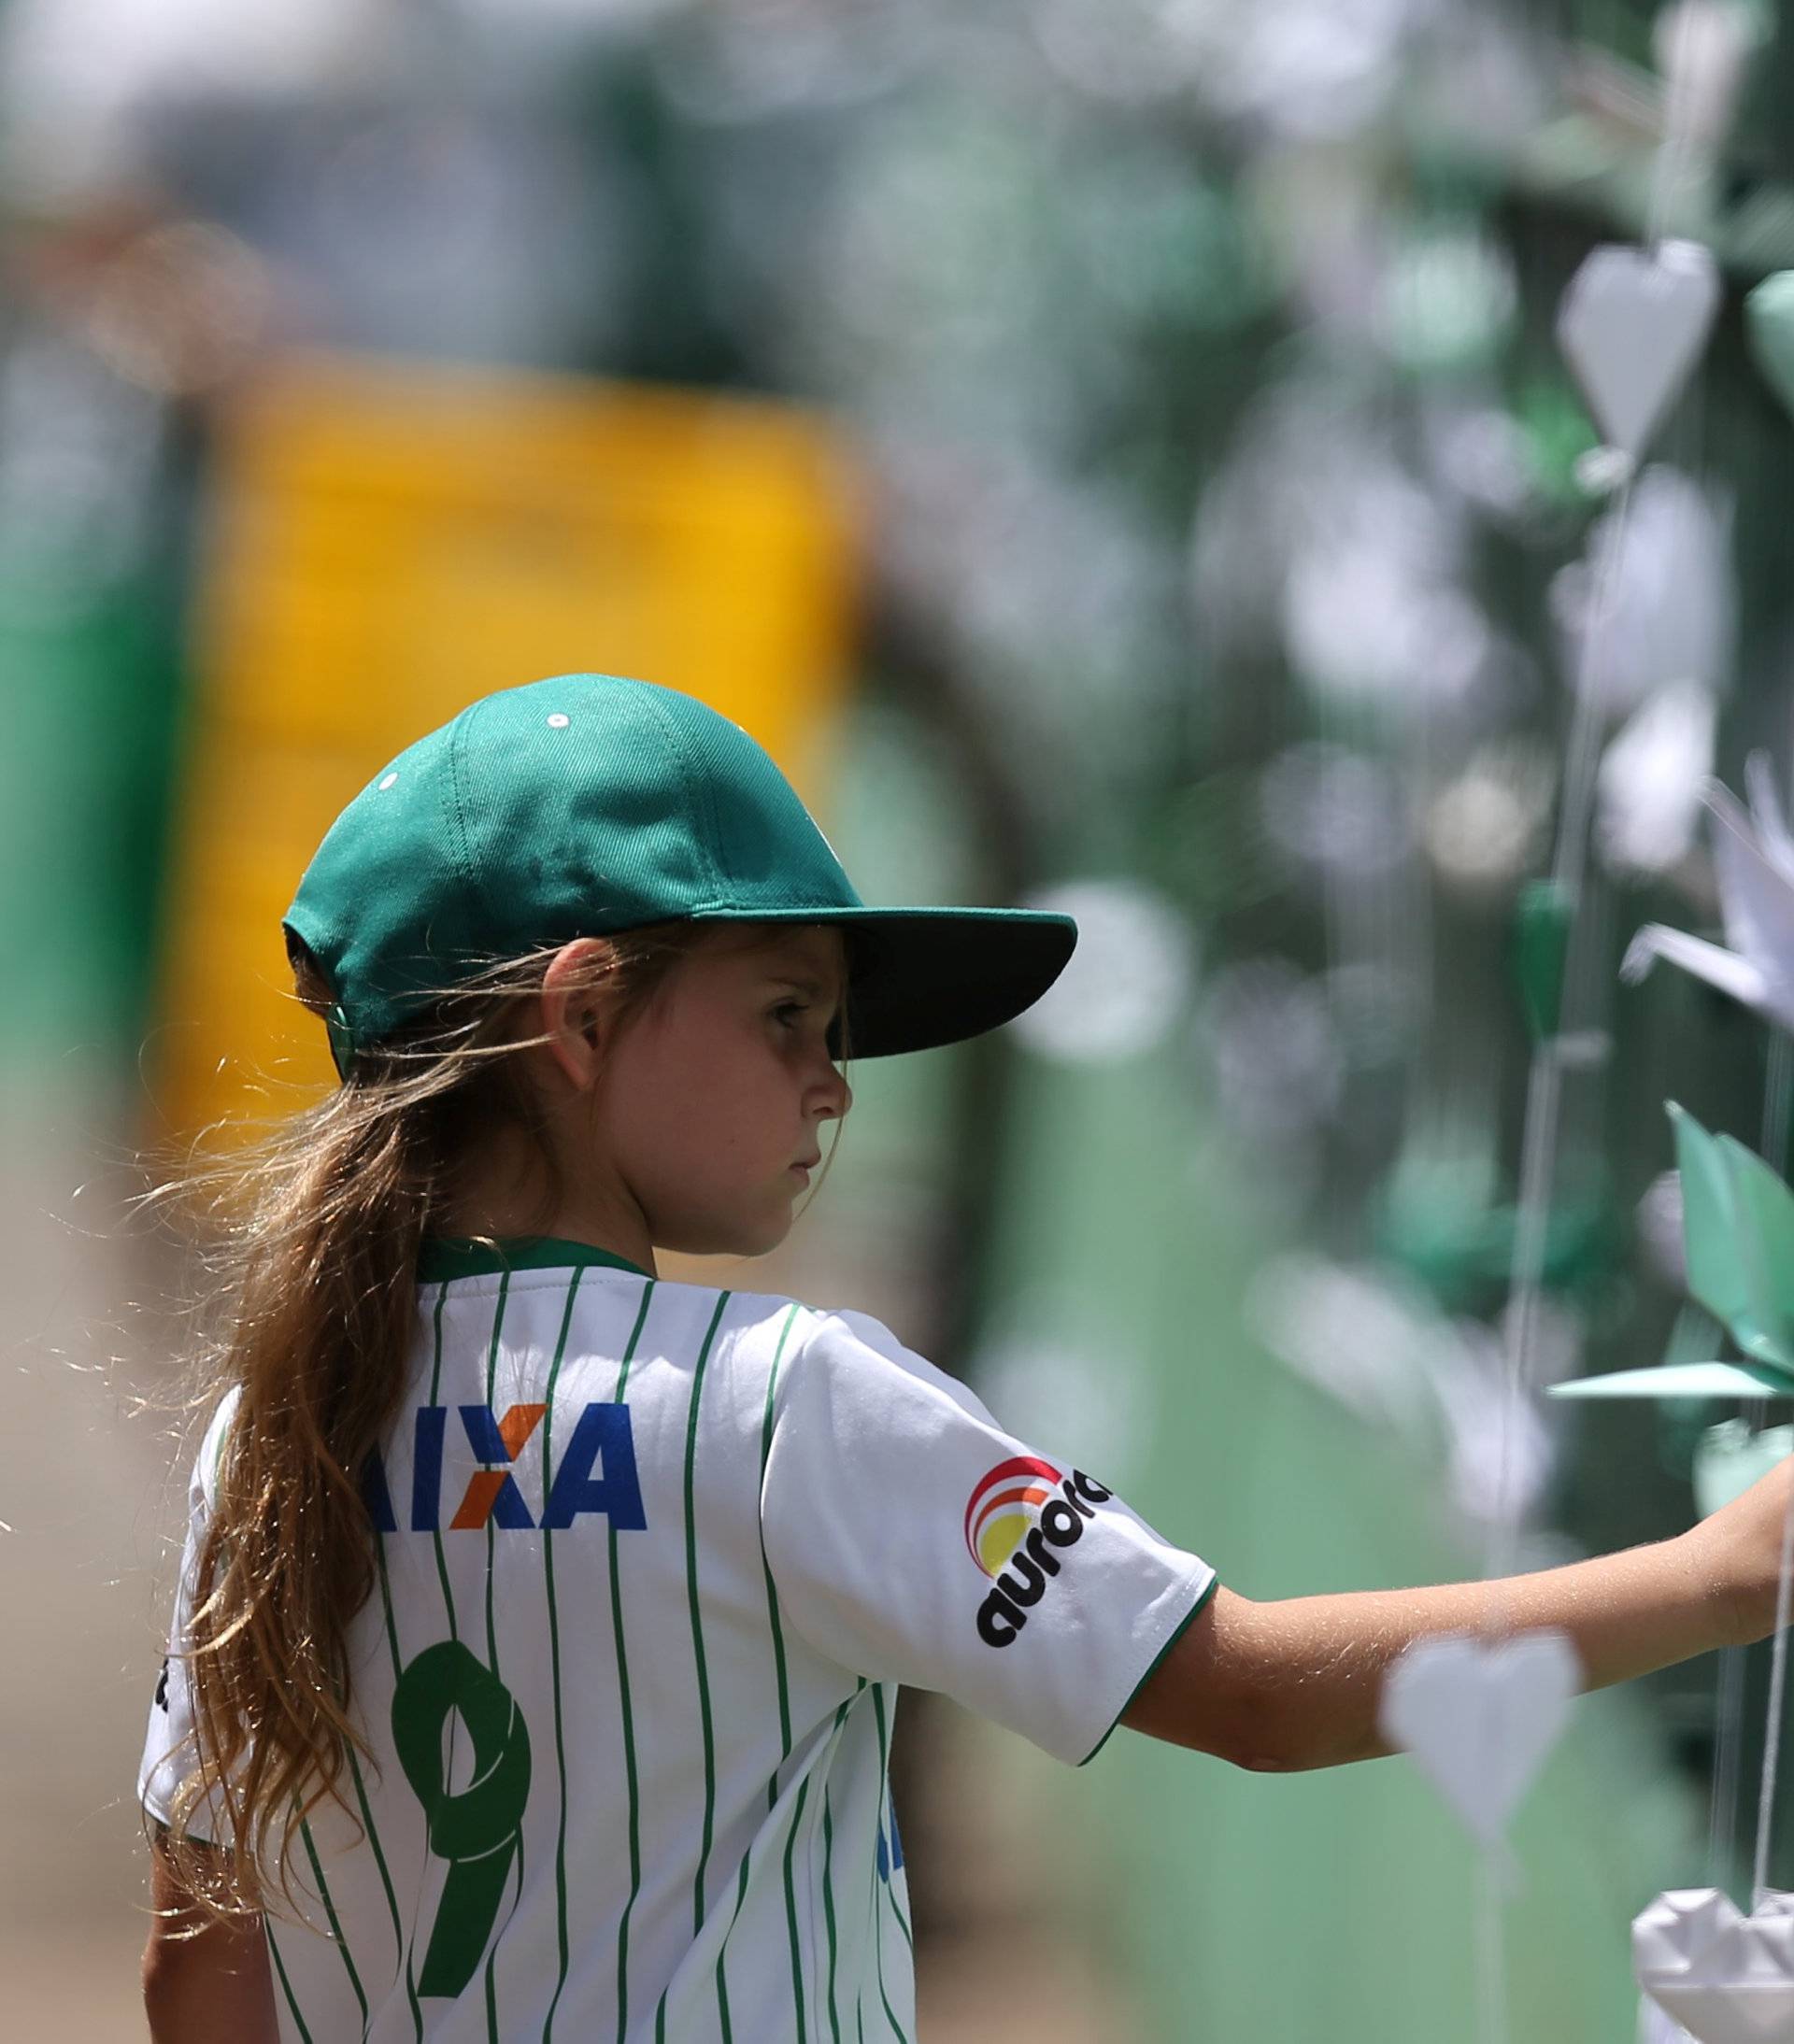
[538,938,622,1089]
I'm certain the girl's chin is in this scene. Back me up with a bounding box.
[656,1202,794,1260]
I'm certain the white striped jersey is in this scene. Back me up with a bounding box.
[141,1237,1216,2042]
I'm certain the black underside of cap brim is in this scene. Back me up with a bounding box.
[695,905,1076,1059]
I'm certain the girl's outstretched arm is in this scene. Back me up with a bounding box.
[143,1832,278,2044]
[1123,1457,1794,1773]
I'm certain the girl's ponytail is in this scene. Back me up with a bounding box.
[144,922,712,1923]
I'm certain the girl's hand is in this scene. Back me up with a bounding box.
[1680,1452,1794,1649]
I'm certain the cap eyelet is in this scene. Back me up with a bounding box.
[378,772,399,790]
[547,713,570,730]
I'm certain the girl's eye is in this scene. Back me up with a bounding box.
[772,1002,805,1029]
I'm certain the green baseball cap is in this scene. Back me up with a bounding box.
[282,673,1076,1078]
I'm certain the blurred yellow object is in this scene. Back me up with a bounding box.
[151,351,861,1140]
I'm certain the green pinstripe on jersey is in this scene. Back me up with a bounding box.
[299,1810,367,2035]
[684,1291,732,1934]
[479,1270,516,2044]
[758,1306,809,2035]
[710,1304,807,2037]
[480,1272,512,1675]
[370,1531,424,2037]
[539,1264,586,2041]
[819,1689,858,2044]
[821,1780,842,2044]
[890,1890,916,1958]
[717,1727,834,2044]
[267,1923,313,2044]
[868,1686,909,2043]
[760,1303,803,1803]
[869,1858,904,2039]
[427,1285,458,1643]
[652,1288,733,2044]
[373,1530,403,1674]
[345,1738,420,2040]
[719,1298,817,2044]
[608,1280,657,2042]
[781,1775,815,2038]
[716,1851,751,2043]
[872,1687,915,1961]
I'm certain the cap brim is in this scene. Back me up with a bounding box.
[694,905,1077,1059]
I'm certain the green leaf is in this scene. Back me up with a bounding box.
[1716,1133,1794,1371]
[1746,272,1794,426]
[1514,878,1573,1041]
[1548,1360,1794,1400]
[1669,1102,1758,1340]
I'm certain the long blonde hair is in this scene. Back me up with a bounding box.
[142,916,845,1923]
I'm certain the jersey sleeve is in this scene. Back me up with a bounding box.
[760,1308,1217,1767]
[138,1387,241,1844]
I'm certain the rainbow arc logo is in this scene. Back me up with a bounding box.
[963,1455,1065,1576]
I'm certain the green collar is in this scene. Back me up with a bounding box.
[417,1235,654,1285]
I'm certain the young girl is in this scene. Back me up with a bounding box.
[141,671,1794,2042]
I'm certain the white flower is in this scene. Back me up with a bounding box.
[1596,678,1716,876]
[1552,466,1734,717]
[1623,755,1794,1030]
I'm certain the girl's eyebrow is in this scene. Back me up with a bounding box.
[766,972,846,1011]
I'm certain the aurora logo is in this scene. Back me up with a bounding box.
[962,1456,1114,1648]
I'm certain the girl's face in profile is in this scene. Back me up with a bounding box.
[591,923,853,1258]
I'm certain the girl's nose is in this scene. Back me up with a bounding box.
[819,1064,852,1120]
